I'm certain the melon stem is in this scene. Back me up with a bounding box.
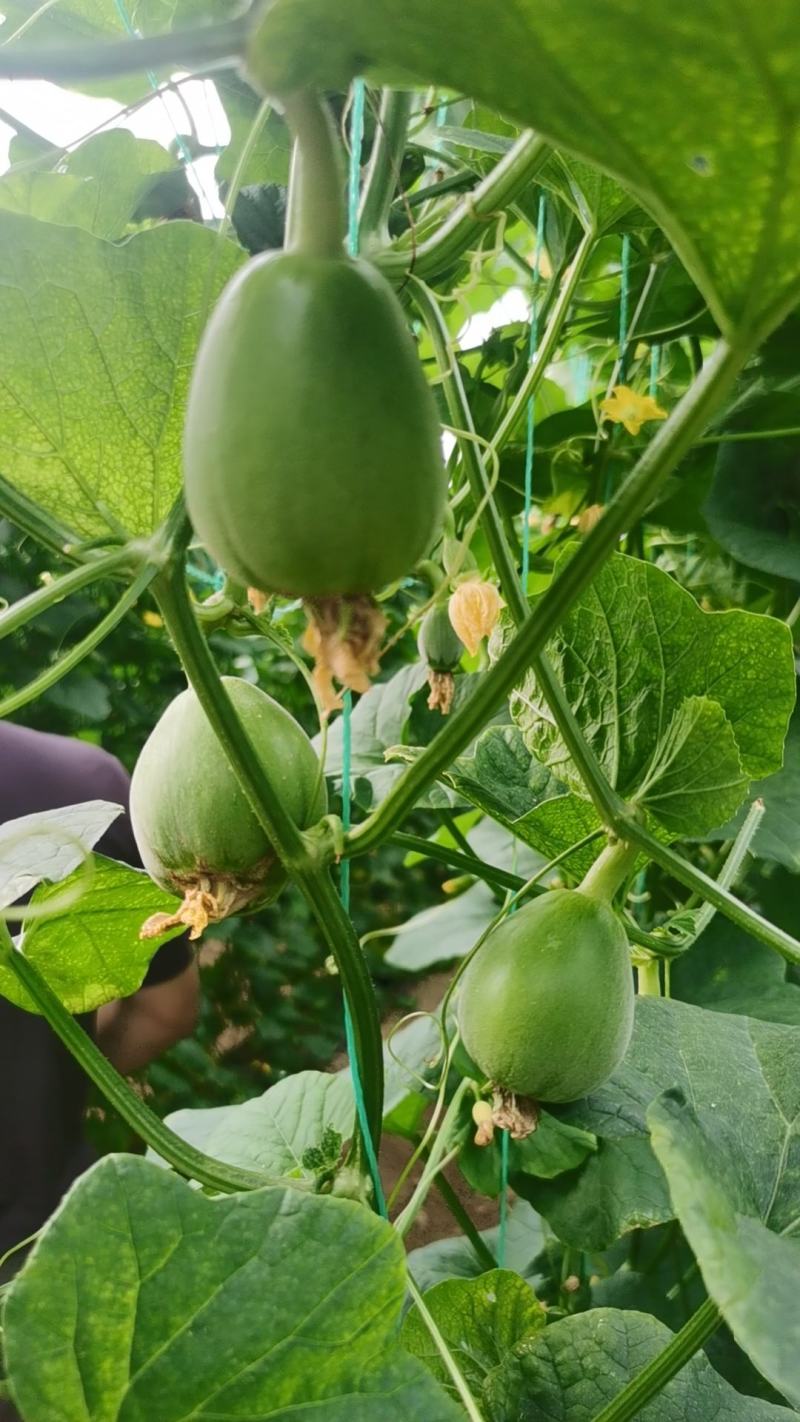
[283,90,347,259]
[578,837,638,904]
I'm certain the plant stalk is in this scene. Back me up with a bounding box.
[377,131,549,282]
[346,336,751,857]
[619,814,800,966]
[406,1275,486,1422]
[578,837,639,902]
[0,924,271,1194]
[592,1296,721,1422]
[154,535,385,1151]
[358,88,413,243]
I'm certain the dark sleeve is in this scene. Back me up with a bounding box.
[83,748,194,990]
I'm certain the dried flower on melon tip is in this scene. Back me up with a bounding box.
[302,596,387,712]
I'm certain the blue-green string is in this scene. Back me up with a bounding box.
[112,0,195,171]
[521,194,547,591]
[341,78,387,1218]
[497,1127,510,1267]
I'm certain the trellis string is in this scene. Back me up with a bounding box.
[341,77,388,1217]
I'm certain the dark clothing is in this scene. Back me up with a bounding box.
[0,721,191,1261]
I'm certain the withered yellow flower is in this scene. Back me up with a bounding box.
[600,384,667,436]
[448,579,502,657]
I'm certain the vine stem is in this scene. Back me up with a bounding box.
[153,528,384,1150]
[282,91,347,257]
[406,1274,487,1422]
[0,17,248,81]
[619,814,800,966]
[0,474,78,556]
[346,336,751,858]
[0,922,272,1194]
[377,131,549,282]
[358,89,413,243]
[592,1297,721,1422]
[489,226,596,456]
[0,545,134,641]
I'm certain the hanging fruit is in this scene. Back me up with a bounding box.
[130,677,326,940]
[183,92,445,702]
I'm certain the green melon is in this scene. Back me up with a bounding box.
[458,888,634,1102]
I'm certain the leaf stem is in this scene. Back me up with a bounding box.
[0,923,272,1194]
[154,528,385,1152]
[0,546,134,642]
[346,337,751,856]
[429,1167,497,1271]
[592,1296,721,1422]
[0,559,157,718]
[377,131,549,282]
[393,831,522,892]
[406,1274,487,1422]
[0,474,78,556]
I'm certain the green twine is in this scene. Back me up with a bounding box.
[617,232,631,385]
[497,1127,510,1267]
[521,194,547,590]
[341,79,387,1218]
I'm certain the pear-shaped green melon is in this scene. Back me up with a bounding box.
[130,677,326,923]
[458,888,634,1102]
[184,251,445,598]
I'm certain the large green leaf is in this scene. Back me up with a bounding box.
[503,552,795,838]
[525,997,800,1251]
[402,1270,545,1400]
[249,0,800,336]
[650,1089,800,1408]
[408,1201,545,1293]
[3,1155,460,1421]
[483,1308,797,1420]
[161,1069,354,1178]
[0,856,183,1014]
[0,212,243,539]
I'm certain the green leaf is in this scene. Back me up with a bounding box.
[250,0,800,336]
[0,133,185,239]
[0,212,243,539]
[0,856,183,1014]
[705,392,800,581]
[672,915,800,1026]
[160,1070,354,1179]
[0,800,121,907]
[538,152,642,236]
[506,552,795,838]
[3,1155,460,1422]
[483,1308,797,1420]
[461,1112,597,1198]
[635,695,748,836]
[710,712,800,872]
[525,997,800,1251]
[215,74,291,186]
[385,881,498,972]
[649,1089,800,1408]
[447,725,560,823]
[402,1270,545,1400]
